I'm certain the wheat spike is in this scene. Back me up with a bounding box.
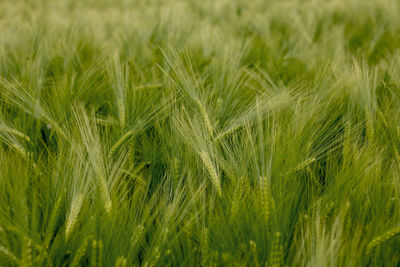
[109,130,135,157]
[270,232,283,267]
[366,226,400,255]
[214,124,242,142]
[128,140,135,168]
[21,237,32,267]
[197,99,214,137]
[249,240,259,267]
[0,124,31,143]
[259,176,270,225]
[44,193,64,249]
[201,227,209,267]
[10,141,27,159]
[71,238,89,267]
[231,176,245,221]
[91,240,98,267]
[118,98,126,129]
[306,166,321,190]
[342,119,352,163]
[40,114,68,140]
[91,240,103,267]
[149,247,160,267]
[130,224,144,249]
[216,98,223,115]
[115,256,127,267]
[365,107,374,140]
[66,193,84,239]
[294,157,316,172]
[200,151,222,197]
[0,245,18,266]
[98,175,112,214]
[34,243,52,267]
[172,157,180,187]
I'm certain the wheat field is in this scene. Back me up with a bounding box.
[1,0,400,266]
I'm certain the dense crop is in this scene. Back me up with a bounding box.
[1,0,400,266]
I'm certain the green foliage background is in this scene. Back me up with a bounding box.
[1,0,400,266]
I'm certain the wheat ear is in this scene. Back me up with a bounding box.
[115,256,127,267]
[118,98,126,129]
[259,176,270,225]
[366,226,400,255]
[98,175,112,214]
[65,193,84,239]
[249,240,259,267]
[196,99,214,137]
[91,240,103,267]
[0,245,18,266]
[270,232,283,267]
[231,177,245,221]
[200,151,222,197]
[21,236,32,267]
[365,107,374,140]
[109,130,134,157]
[201,227,209,267]
[71,238,89,267]
[44,193,63,249]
